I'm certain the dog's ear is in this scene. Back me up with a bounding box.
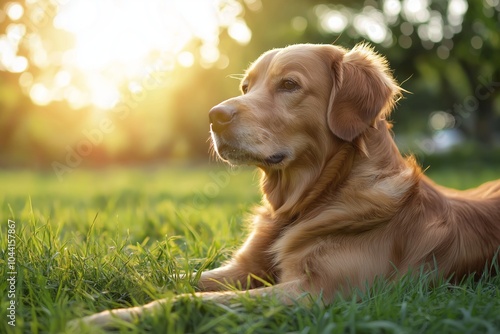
[326,44,400,142]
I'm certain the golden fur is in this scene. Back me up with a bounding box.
[75,43,500,328]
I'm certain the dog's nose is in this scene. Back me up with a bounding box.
[209,105,236,133]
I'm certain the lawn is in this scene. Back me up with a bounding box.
[1,163,500,334]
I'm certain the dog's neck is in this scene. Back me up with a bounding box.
[259,138,355,219]
[260,119,414,221]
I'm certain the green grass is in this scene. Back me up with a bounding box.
[1,163,500,334]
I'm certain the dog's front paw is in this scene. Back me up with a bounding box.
[67,299,171,330]
[67,307,139,330]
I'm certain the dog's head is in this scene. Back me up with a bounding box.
[209,43,400,169]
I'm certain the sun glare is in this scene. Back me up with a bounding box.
[0,0,251,109]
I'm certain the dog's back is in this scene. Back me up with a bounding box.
[446,179,500,277]
[401,176,500,280]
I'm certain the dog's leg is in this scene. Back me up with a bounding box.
[198,217,280,291]
[70,280,307,329]
[198,262,275,291]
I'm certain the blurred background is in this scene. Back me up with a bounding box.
[0,0,499,178]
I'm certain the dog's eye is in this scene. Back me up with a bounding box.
[241,83,249,94]
[279,79,300,92]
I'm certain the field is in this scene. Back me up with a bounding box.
[1,163,500,334]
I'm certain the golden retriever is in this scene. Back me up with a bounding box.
[75,43,500,327]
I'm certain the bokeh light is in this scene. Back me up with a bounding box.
[315,0,475,53]
[0,0,251,110]
[5,2,24,21]
[429,111,456,130]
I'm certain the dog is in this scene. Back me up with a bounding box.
[75,43,500,327]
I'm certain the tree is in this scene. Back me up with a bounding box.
[307,0,500,145]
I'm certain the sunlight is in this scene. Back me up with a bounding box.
[1,0,250,109]
[51,0,250,110]
[54,1,176,71]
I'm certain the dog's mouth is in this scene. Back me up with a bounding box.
[214,142,288,167]
[264,153,287,165]
[210,128,290,168]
